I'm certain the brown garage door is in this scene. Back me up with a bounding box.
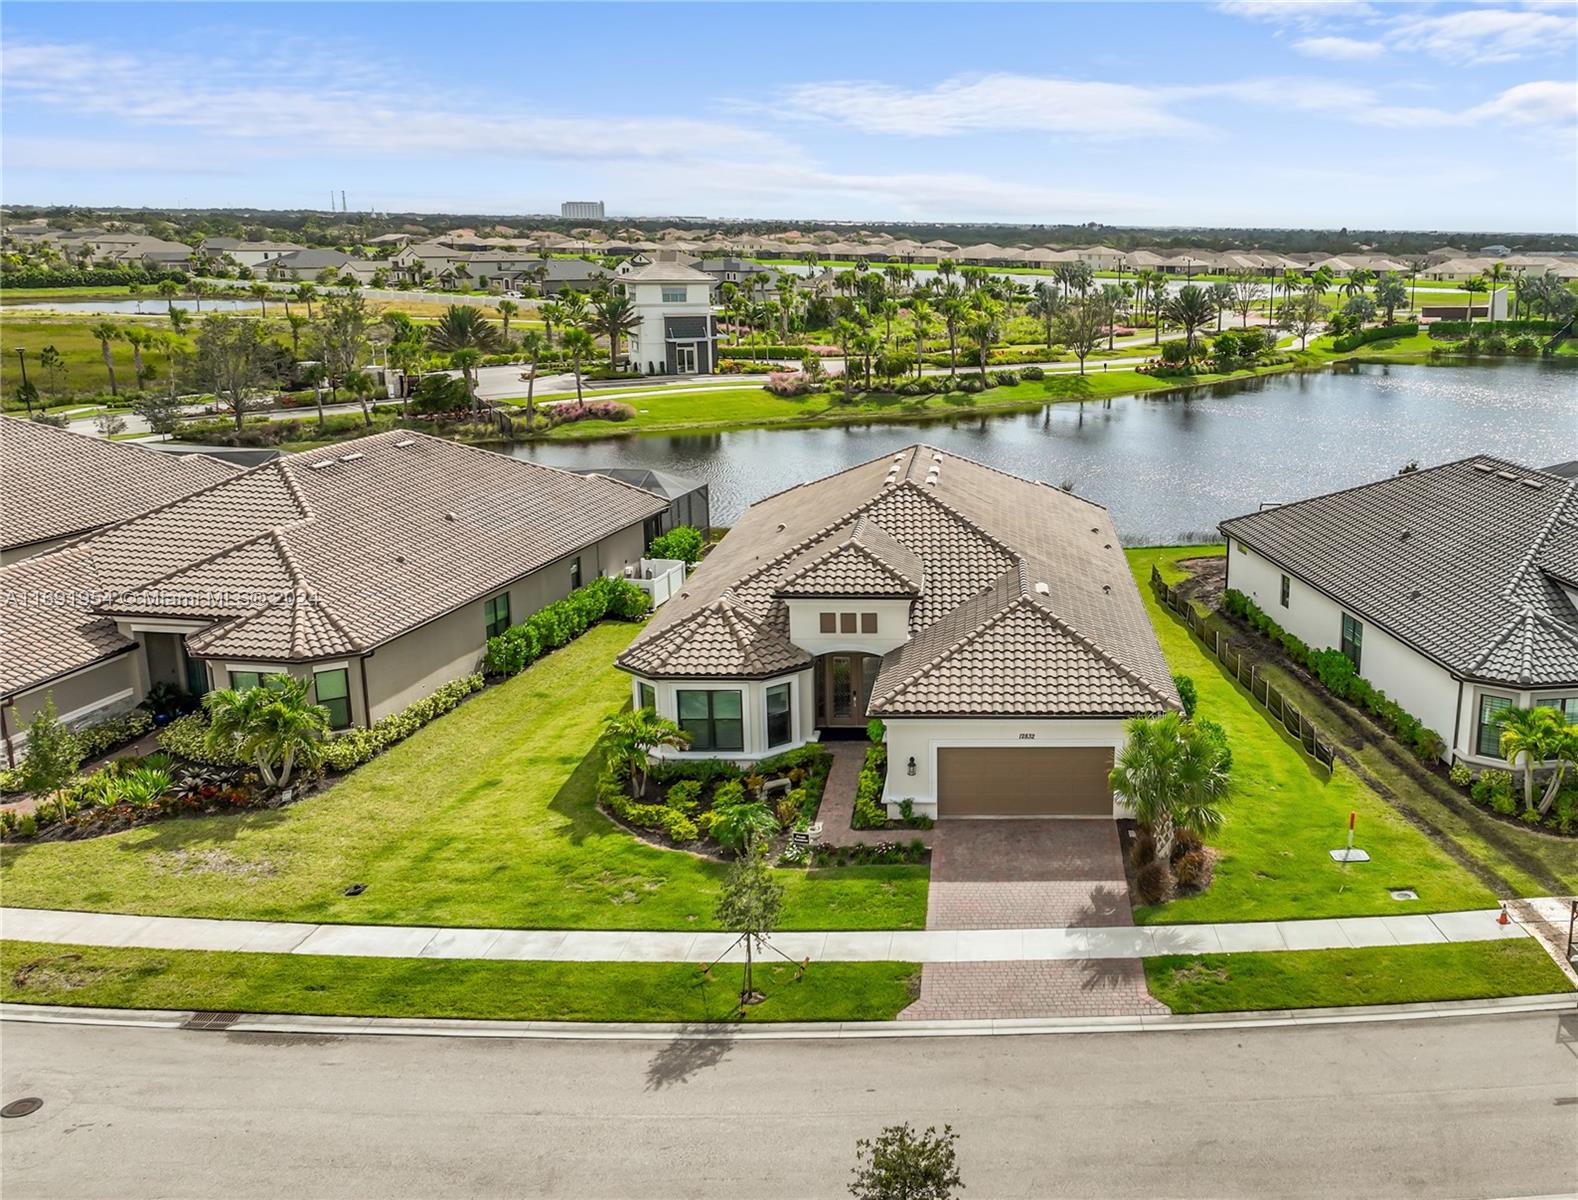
[936,746,1114,817]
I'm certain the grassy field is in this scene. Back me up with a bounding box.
[1126,546,1499,924]
[0,623,929,931]
[0,941,920,1023]
[1145,941,1571,1013]
[0,316,185,399]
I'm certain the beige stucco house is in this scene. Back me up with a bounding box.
[618,446,1178,819]
[1,427,667,762]
[1220,457,1578,767]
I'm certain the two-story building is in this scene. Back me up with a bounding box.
[618,446,1178,818]
[620,262,719,375]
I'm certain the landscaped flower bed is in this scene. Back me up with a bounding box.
[0,707,155,795]
[599,744,834,860]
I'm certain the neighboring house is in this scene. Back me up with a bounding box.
[0,431,668,763]
[618,445,1178,818]
[201,238,307,269]
[568,467,710,539]
[1219,456,1578,768]
[0,418,239,565]
[620,262,719,375]
[259,249,391,282]
[693,257,772,288]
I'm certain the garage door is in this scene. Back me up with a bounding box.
[936,746,1114,817]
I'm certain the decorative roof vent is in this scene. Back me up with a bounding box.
[1400,529,1412,541]
[1409,588,1422,599]
[308,460,334,471]
[1102,584,1113,594]
[1034,581,1050,596]
[1472,463,1496,473]
[338,452,365,463]
[444,511,457,522]
[1521,478,1545,491]
[1496,470,1517,481]
[394,438,416,448]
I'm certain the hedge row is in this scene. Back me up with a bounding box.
[1221,589,1446,762]
[484,575,650,677]
[1427,318,1560,338]
[0,266,191,289]
[851,744,888,829]
[598,763,699,843]
[1331,322,1418,351]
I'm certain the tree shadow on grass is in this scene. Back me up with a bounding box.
[545,742,622,847]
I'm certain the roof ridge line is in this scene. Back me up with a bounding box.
[869,584,1019,710]
[1465,610,1527,673]
[1026,594,1178,708]
[1506,474,1578,604]
[896,480,1020,565]
[109,528,284,596]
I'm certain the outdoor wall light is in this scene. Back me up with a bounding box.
[906,756,916,776]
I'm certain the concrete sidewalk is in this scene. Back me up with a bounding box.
[1,905,1541,964]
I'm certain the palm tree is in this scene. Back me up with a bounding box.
[517,329,548,425]
[938,291,969,380]
[496,299,520,341]
[1108,711,1230,859]
[167,306,191,335]
[590,292,640,371]
[1275,268,1302,326]
[601,709,689,795]
[1148,277,1168,345]
[1164,285,1216,355]
[38,345,64,400]
[1028,282,1062,351]
[203,674,328,790]
[89,322,121,395]
[560,327,595,410]
[1484,262,1508,321]
[1374,274,1408,324]
[293,283,317,320]
[1209,281,1233,332]
[965,303,1000,382]
[1496,706,1568,814]
[539,300,565,345]
[342,368,379,427]
[121,327,150,386]
[285,312,310,357]
[448,348,484,412]
[189,279,211,312]
[428,304,504,356]
[908,298,934,379]
[1461,276,1488,326]
[249,282,271,318]
[157,278,182,315]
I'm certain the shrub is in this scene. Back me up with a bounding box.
[665,779,702,814]
[1173,674,1197,719]
[991,370,1021,388]
[957,376,985,394]
[775,790,803,829]
[485,576,650,677]
[319,675,484,772]
[158,712,244,766]
[1170,827,1203,862]
[709,800,777,852]
[1331,322,1419,352]
[851,743,888,829]
[1552,791,1578,836]
[712,778,746,809]
[1021,365,1045,380]
[1133,859,1174,905]
[1174,848,1212,889]
[1490,791,1520,817]
[598,764,698,843]
[867,718,886,744]
[1194,718,1233,775]
[1448,763,1473,787]
[647,526,705,565]
[764,370,819,397]
[651,757,741,788]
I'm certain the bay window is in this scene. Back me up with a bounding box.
[677,689,743,752]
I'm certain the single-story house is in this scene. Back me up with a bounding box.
[201,238,307,269]
[259,250,391,283]
[618,445,1178,819]
[1219,456,1578,768]
[0,418,240,565]
[0,430,668,762]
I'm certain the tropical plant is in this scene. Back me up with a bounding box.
[602,708,690,795]
[341,368,379,427]
[203,673,329,790]
[1163,284,1216,354]
[517,328,548,424]
[1460,276,1487,326]
[1054,296,1106,375]
[1374,273,1408,324]
[647,525,705,564]
[1108,711,1230,860]
[560,326,596,410]
[293,283,318,319]
[17,696,82,800]
[590,291,640,370]
[495,298,520,340]
[1497,705,1575,814]
[89,321,121,395]
[249,282,271,318]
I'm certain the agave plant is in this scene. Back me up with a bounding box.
[117,766,175,810]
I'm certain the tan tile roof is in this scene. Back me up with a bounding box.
[1,416,238,553]
[619,446,1178,717]
[2,432,667,695]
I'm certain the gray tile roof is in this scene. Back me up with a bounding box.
[618,262,717,284]
[1220,456,1578,687]
[619,446,1178,717]
[0,417,239,553]
[2,432,667,697]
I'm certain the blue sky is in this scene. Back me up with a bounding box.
[3,1,1575,230]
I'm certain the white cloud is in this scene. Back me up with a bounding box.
[1213,1,1378,28]
[1468,79,1578,124]
[1,39,788,164]
[1293,35,1386,59]
[1390,7,1577,64]
[779,74,1201,139]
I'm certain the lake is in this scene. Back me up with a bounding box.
[513,360,1578,543]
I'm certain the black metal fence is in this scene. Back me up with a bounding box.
[1151,566,1336,770]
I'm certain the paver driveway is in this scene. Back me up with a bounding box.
[924,819,1136,930]
[903,819,1166,1019]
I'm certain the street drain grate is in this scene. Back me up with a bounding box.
[183,1011,243,1031]
[1390,889,1419,901]
[1,1098,43,1119]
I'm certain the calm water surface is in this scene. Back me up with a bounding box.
[514,361,1577,542]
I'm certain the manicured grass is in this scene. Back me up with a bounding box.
[0,623,929,931]
[1126,546,1498,924]
[0,941,920,1023]
[1144,941,1571,1013]
[1,284,143,300]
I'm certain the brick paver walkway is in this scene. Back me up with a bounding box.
[905,819,1164,1020]
[925,820,1134,930]
[901,959,1166,1020]
[814,741,935,849]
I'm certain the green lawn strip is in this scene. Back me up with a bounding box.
[0,941,920,1023]
[1144,941,1572,1013]
[0,623,928,931]
[1249,658,1575,898]
[1125,547,1497,925]
[1,316,184,397]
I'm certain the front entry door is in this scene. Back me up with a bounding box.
[675,343,698,374]
[817,654,884,727]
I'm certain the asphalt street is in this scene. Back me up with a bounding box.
[3,1011,1576,1198]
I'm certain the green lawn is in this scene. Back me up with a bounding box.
[0,941,920,1023]
[1126,546,1498,924]
[1145,941,1571,1013]
[0,623,929,931]
[1,316,183,401]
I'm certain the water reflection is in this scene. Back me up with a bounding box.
[517,360,1576,542]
